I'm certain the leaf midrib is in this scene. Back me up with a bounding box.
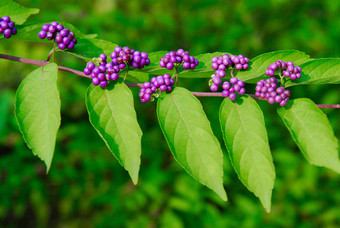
[282,104,321,160]
[104,88,127,162]
[41,65,53,151]
[170,93,203,163]
[233,102,268,191]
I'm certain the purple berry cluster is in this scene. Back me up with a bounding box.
[212,54,249,75]
[139,74,175,103]
[160,49,199,70]
[265,60,302,81]
[209,54,249,93]
[84,53,120,88]
[215,77,246,100]
[0,16,17,39]
[255,77,290,106]
[38,22,77,50]
[111,46,150,69]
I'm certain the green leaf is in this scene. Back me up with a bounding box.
[237,50,310,82]
[287,58,340,87]
[0,0,39,25]
[15,63,60,172]
[0,90,14,136]
[157,87,227,201]
[85,82,142,184]
[15,22,96,43]
[66,38,118,61]
[277,98,340,173]
[129,51,226,79]
[129,51,171,76]
[219,95,275,212]
[178,52,226,78]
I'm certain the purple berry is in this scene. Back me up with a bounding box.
[210,84,218,92]
[92,78,100,86]
[58,43,66,50]
[183,62,190,69]
[239,88,246,95]
[100,81,108,88]
[38,30,47,39]
[2,16,10,23]
[222,81,231,90]
[230,77,238,84]
[268,97,275,104]
[111,73,119,81]
[212,76,221,85]
[222,90,229,97]
[166,62,174,70]
[229,93,236,100]
[84,68,91,75]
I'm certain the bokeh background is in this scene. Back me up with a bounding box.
[1,0,340,227]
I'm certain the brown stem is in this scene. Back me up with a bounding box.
[1,53,339,109]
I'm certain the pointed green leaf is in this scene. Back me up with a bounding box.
[157,87,227,201]
[178,52,226,78]
[129,51,226,80]
[237,50,310,82]
[287,58,340,87]
[85,82,142,184]
[15,22,96,43]
[0,0,39,25]
[219,95,275,212]
[15,63,60,172]
[277,98,340,173]
[66,38,118,61]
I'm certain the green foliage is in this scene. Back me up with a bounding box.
[157,87,227,201]
[14,22,96,42]
[219,95,275,212]
[237,50,310,82]
[85,82,142,184]
[130,52,226,79]
[178,52,226,78]
[277,98,340,173]
[1,0,340,227]
[67,38,118,61]
[0,0,39,25]
[288,58,340,86]
[14,63,60,171]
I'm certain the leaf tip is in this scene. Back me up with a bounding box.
[128,168,139,185]
[215,185,228,201]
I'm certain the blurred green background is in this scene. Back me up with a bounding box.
[1,0,340,227]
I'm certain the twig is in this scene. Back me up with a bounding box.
[1,53,339,109]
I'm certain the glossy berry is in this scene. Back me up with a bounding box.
[208,53,249,93]
[38,22,77,50]
[159,49,199,70]
[255,77,290,106]
[219,77,246,101]
[110,46,150,70]
[84,53,122,88]
[139,74,174,103]
[0,16,17,39]
[265,60,302,81]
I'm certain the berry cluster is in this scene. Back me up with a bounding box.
[159,49,199,70]
[211,77,245,100]
[265,60,302,81]
[255,77,290,106]
[212,54,249,74]
[111,46,150,69]
[0,16,17,39]
[38,22,77,50]
[83,53,120,88]
[209,54,249,93]
[139,74,175,103]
